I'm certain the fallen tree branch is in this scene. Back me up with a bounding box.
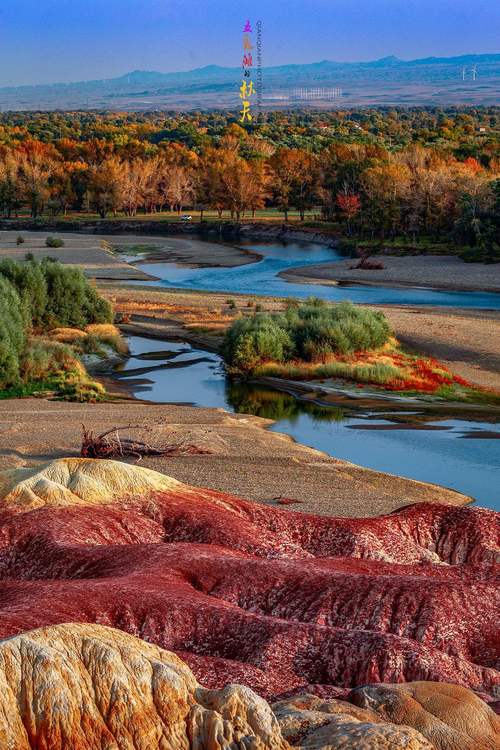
[81,425,211,461]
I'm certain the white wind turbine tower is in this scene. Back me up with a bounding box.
[462,66,466,81]
[471,65,477,81]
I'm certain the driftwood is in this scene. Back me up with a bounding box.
[349,246,385,271]
[81,425,211,461]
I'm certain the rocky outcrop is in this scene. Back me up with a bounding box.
[0,623,497,749]
[0,623,288,750]
[0,457,180,509]
[0,458,498,706]
[350,682,500,750]
[273,693,433,749]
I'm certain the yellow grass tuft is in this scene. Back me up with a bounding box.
[85,323,121,338]
[48,328,88,343]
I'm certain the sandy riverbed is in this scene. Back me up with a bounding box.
[0,399,469,517]
[281,254,500,293]
[0,231,257,280]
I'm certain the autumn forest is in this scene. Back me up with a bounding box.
[0,108,498,260]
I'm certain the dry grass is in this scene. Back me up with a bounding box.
[85,323,122,338]
[48,328,88,343]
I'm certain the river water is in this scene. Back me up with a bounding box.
[112,335,500,511]
[134,239,500,309]
[112,238,500,509]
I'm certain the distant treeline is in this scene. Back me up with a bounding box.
[0,108,498,259]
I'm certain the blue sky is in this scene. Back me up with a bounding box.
[0,0,498,86]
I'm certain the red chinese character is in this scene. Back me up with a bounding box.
[243,20,252,33]
[242,53,253,67]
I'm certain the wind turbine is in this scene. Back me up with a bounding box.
[462,66,466,81]
[471,65,477,81]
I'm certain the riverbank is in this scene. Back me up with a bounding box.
[0,231,258,280]
[0,398,470,517]
[281,254,500,293]
[103,284,500,392]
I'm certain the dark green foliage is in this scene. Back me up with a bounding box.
[457,179,500,263]
[287,299,391,361]
[16,236,25,245]
[45,236,65,248]
[0,258,112,330]
[222,313,294,373]
[222,298,391,374]
[0,258,113,398]
[42,261,112,328]
[0,258,48,330]
[0,277,25,389]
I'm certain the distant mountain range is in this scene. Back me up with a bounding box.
[1,53,499,111]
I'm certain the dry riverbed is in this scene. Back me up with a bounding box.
[0,231,257,280]
[0,399,470,517]
[281,254,500,293]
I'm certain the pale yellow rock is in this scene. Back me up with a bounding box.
[350,682,500,750]
[273,694,433,749]
[0,623,288,750]
[0,457,181,509]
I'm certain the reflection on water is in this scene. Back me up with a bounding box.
[226,382,344,423]
[110,336,500,510]
[132,239,500,310]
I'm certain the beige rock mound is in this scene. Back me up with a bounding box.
[0,623,287,750]
[273,693,433,749]
[350,682,500,750]
[0,457,181,509]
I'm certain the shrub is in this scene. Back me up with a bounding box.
[16,236,25,246]
[45,236,65,248]
[84,323,128,354]
[0,257,48,331]
[41,260,112,329]
[0,258,112,331]
[48,327,88,343]
[222,313,294,373]
[0,277,25,390]
[56,372,106,403]
[222,298,392,374]
[20,339,81,382]
[287,300,391,360]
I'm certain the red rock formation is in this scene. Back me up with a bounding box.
[0,459,498,704]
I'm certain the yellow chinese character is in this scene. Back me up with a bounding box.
[239,100,252,123]
[239,80,255,99]
[243,34,254,51]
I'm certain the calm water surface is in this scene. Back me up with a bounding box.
[112,336,500,511]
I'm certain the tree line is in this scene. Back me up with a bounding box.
[0,110,498,257]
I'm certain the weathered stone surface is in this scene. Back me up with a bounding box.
[0,457,180,509]
[273,693,433,748]
[0,623,288,750]
[1,623,497,750]
[350,682,500,749]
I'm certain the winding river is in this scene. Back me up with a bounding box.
[113,238,500,509]
[133,239,500,309]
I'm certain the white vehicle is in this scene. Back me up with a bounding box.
[180,214,192,221]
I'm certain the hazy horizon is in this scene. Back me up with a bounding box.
[0,0,499,87]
